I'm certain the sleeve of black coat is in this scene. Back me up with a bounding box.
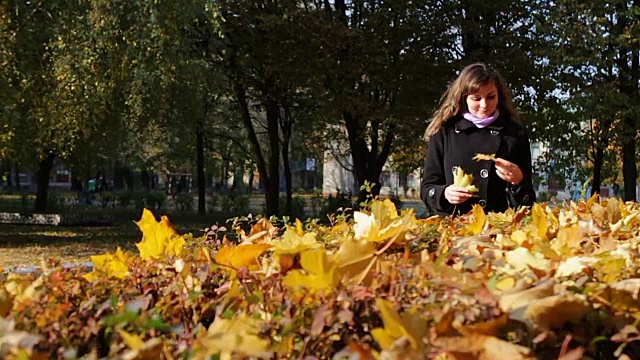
[421,130,453,214]
[506,130,536,208]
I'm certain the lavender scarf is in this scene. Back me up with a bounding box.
[463,109,500,128]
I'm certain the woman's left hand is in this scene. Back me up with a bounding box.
[494,158,523,185]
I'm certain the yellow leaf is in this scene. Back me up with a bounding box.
[335,236,377,286]
[495,277,516,291]
[353,199,412,244]
[510,230,529,247]
[499,280,555,313]
[213,244,271,270]
[371,299,427,352]
[435,331,534,360]
[531,203,548,240]
[371,199,399,221]
[118,329,144,350]
[473,153,496,161]
[283,249,339,294]
[466,204,486,235]
[268,227,320,254]
[295,219,304,236]
[453,166,479,193]
[550,225,582,256]
[4,274,44,306]
[83,247,129,282]
[505,247,549,273]
[198,314,272,359]
[242,218,276,243]
[135,209,186,260]
[523,294,590,332]
[555,256,598,278]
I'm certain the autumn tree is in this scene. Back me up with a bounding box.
[314,0,455,202]
[533,0,640,198]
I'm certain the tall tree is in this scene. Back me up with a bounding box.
[317,0,455,202]
[533,0,640,198]
[218,0,320,216]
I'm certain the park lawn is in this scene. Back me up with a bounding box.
[0,215,219,269]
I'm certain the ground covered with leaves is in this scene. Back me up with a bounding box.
[1,196,640,359]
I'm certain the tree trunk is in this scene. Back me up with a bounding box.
[196,117,206,215]
[343,112,394,205]
[265,91,280,216]
[622,129,637,202]
[281,106,293,216]
[34,152,55,212]
[235,82,279,216]
[591,146,604,196]
[14,164,20,190]
[282,146,292,215]
[6,161,14,193]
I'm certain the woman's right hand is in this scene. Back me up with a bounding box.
[444,185,473,204]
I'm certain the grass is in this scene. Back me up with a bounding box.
[0,212,225,270]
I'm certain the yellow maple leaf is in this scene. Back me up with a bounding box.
[118,329,144,350]
[283,249,340,294]
[473,153,496,161]
[550,224,582,256]
[241,218,276,244]
[196,314,272,359]
[135,209,186,260]
[268,227,320,254]
[453,166,479,193]
[83,247,129,282]
[466,204,486,235]
[3,273,44,309]
[371,299,427,352]
[335,236,377,286]
[353,199,412,245]
[585,192,599,208]
[531,203,548,240]
[213,243,271,270]
[505,247,549,273]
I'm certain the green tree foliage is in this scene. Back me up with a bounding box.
[532,0,640,199]
[311,0,455,202]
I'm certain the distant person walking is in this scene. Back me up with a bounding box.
[87,177,97,204]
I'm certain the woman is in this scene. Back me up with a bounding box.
[421,63,536,217]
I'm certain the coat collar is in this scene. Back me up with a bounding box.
[454,116,505,133]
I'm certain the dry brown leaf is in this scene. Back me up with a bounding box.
[434,332,534,360]
[380,336,424,360]
[522,294,591,332]
[499,280,555,313]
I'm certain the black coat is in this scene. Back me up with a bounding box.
[421,115,536,216]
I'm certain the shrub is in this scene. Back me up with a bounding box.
[117,191,133,208]
[47,191,61,210]
[145,191,167,210]
[98,192,115,208]
[2,199,637,359]
[219,194,249,215]
[311,191,355,219]
[208,194,219,213]
[280,195,307,219]
[174,193,194,212]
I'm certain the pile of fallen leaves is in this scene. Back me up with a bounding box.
[1,195,640,359]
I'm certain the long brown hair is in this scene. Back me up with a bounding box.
[424,63,519,141]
